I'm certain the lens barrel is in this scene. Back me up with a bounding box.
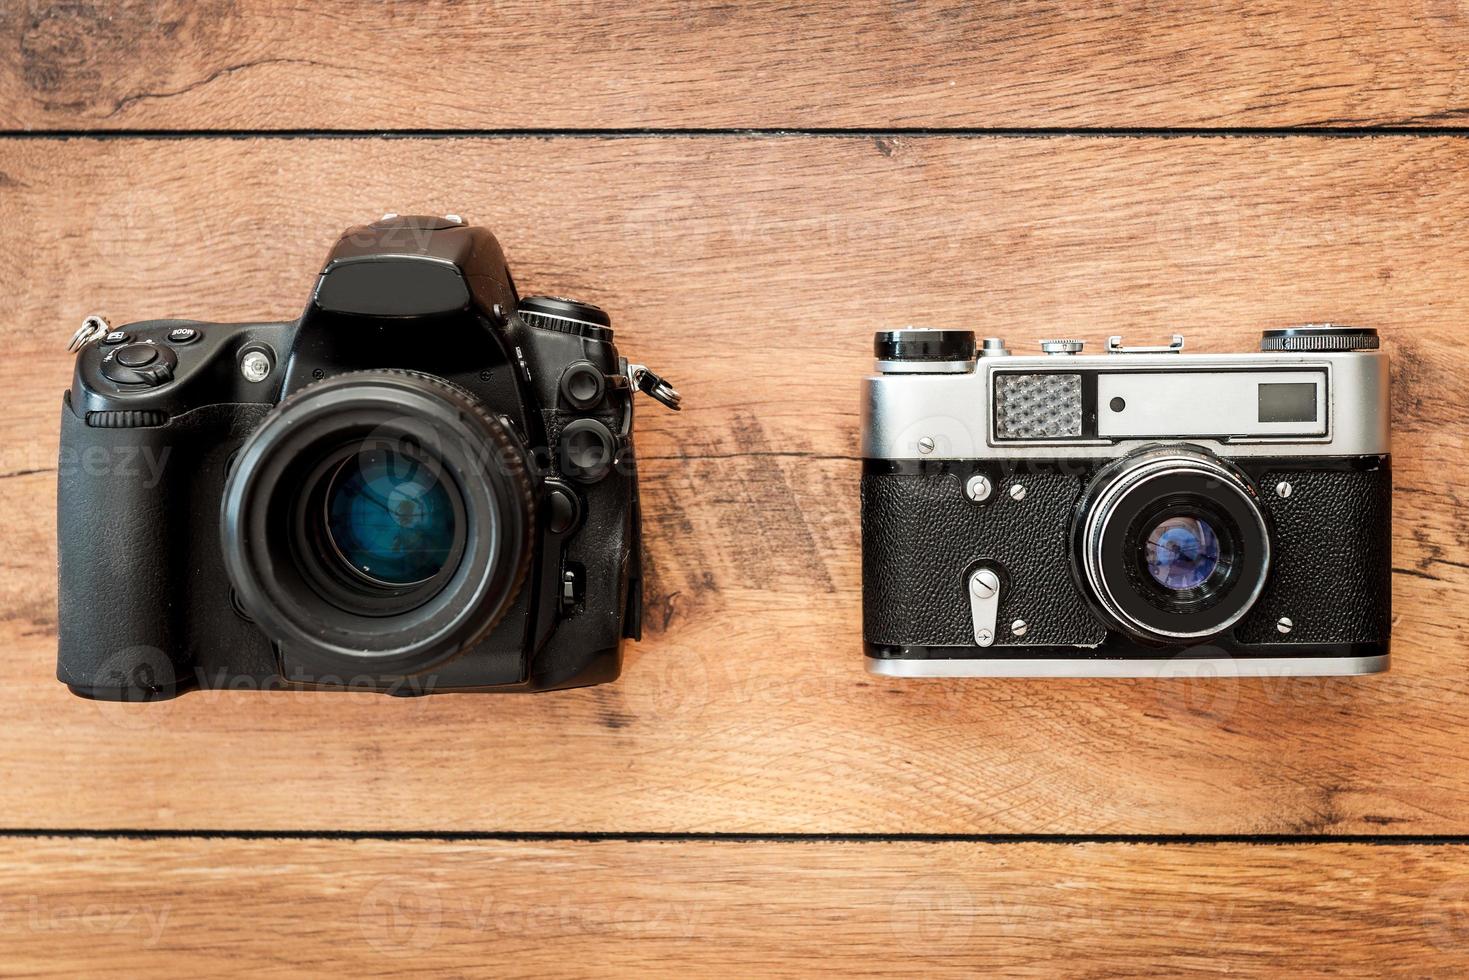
[221,370,534,678]
[1073,447,1271,644]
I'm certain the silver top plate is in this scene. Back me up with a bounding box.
[862,350,1389,460]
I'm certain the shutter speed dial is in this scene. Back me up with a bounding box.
[874,328,976,362]
[1261,325,1379,352]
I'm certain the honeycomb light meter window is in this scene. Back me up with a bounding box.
[994,373,1084,440]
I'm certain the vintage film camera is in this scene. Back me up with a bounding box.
[861,327,1390,677]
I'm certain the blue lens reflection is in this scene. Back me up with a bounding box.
[1144,516,1221,592]
[325,449,455,586]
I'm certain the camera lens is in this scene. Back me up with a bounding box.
[323,449,457,587]
[222,371,534,678]
[1143,515,1221,592]
[1074,448,1270,644]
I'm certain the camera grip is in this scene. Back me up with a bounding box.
[56,398,191,699]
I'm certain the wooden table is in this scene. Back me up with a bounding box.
[2,2,1468,974]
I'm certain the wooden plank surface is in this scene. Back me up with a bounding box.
[4,3,1466,975]
[0,837,1465,976]
[0,135,1466,833]
[4,1,1469,130]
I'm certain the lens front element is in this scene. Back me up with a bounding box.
[325,449,457,587]
[1143,515,1222,592]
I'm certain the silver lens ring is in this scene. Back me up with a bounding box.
[1079,449,1271,642]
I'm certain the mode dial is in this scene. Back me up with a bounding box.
[1261,324,1379,352]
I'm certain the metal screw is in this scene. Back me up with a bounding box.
[975,629,994,645]
[1010,483,1027,501]
[1277,616,1294,634]
[1276,481,1293,498]
[240,350,272,383]
[970,570,999,599]
[1011,619,1028,637]
[966,474,993,503]
[918,437,935,455]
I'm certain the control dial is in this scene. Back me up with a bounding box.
[519,295,613,342]
[1261,324,1379,352]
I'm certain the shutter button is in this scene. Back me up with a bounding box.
[101,341,177,386]
[115,344,159,367]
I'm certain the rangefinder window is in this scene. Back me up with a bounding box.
[1258,382,1319,424]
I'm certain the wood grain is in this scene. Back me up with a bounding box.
[0,837,1465,976]
[0,136,1465,834]
[4,1,1469,130]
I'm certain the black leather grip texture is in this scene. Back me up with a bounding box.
[861,457,1392,651]
[57,397,277,699]
[1236,462,1392,645]
[861,463,1106,648]
[56,395,185,696]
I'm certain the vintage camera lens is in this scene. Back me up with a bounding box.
[323,449,458,586]
[1074,447,1270,643]
[1143,515,1222,592]
[221,371,534,678]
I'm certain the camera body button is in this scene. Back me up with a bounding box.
[114,343,159,368]
[100,341,177,386]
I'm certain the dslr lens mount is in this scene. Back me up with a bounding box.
[221,370,534,678]
[1074,447,1271,644]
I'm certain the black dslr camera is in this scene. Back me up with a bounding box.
[58,215,679,699]
[862,327,1391,677]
